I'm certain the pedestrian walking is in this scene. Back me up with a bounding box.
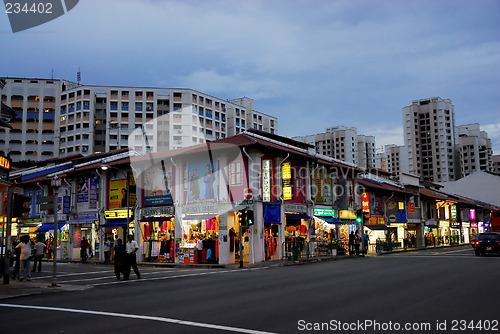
[46,237,53,259]
[126,235,141,279]
[81,237,89,263]
[364,232,369,254]
[10,237,21,280]
[113,239,129,280]
[15,235,32,281]
[103,237,111,264]
[354,230,361,256]
[348,231,355,255]
[32,237,46,272]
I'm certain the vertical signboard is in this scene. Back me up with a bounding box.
[282,162,293,201]
[262,159,272,202]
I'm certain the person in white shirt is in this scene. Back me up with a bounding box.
[103,237,111,264]
[32,238,46,272]
[15,235,32,281]
[126,235,141,279]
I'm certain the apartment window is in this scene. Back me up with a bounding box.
[122,102,129,111]
[122,91,129,97]
[110,102,118,111]
[173,103,182,111]
[135,91,143,97]
[206,109,212,119]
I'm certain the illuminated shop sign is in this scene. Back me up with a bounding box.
[470,209,476,221]
[339,210,356,220]
[262,160,271,202]
[313,208,335,216]
[362,192,370,212]
[0,155,11,170]
[450,205,457,221]
[104,209,133,219]
[282,162,293,201]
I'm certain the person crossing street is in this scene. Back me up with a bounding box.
[126,235,141,279]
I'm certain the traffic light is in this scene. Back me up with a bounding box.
[238,210,246,226]
[356,209,363,223]
[12,193,31,217]
[247,210,254,226]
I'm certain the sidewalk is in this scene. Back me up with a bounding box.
[0,277,90,300]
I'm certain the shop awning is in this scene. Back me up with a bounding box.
[286,213,311,220]
[141,217,173,222]
[315,216,340,224]
[36,223,66,232]
[183,214,217,221]
[365,225,388,230]
[102,220,129,227]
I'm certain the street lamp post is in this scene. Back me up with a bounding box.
[51,175,61,287]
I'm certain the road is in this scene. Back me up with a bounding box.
[0,246,498,333]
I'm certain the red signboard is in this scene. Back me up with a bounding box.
[362,192,370,212]
[408,202,415,213]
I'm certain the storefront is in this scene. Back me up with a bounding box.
[312,208,337,255]
[424,220,439,247]
[450,222,462,244]
[140,207,175,263]
[180,213,219,264]
[284,204,310,260]
[439,221,450,245]
[102,209,134,245]
[263,201,281,261]
[337,210,358,254]
[462,222,471,244]
[364,216,387,252]
[35,222,66,260]
[68,214,99,260]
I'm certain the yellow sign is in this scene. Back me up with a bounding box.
[398,202,405,210]
[109,174,136,209]
[0,156,10,170]
[104,210,132,219]
[339,210,357,220]
[282,162,293,201]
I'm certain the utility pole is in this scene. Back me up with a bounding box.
[50,176,61,287]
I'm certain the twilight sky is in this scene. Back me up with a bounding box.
[1,0,499,153]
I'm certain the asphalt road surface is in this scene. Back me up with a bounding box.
[0,246,498,333]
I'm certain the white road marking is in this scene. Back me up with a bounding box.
[90,267,265,286]
[0,303,277,334]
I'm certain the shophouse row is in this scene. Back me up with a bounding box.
[1,130,497,265]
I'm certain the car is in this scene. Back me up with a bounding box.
[471,232,500,256]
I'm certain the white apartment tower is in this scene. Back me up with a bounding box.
[1,77,278,160]
[293,126,376,169]
[375,144,408,176]
[456,123,492,177]
[403,97,458,182]
[0,77,77,162]
[491,155,500,176]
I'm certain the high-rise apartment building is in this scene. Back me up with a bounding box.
[293,126,376,169]
[0,77,77,161]
[1,77,278,160]
[375,144,408,176]
[491,155,500,176]
[456,123,492,177]
[403,97,458,182]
